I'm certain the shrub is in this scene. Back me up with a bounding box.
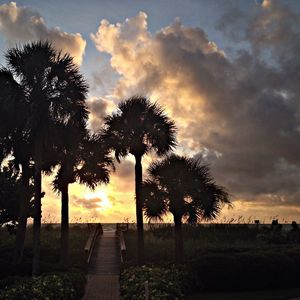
[120,265,185,300]
[185,248,300,294]
[0,272,85,300]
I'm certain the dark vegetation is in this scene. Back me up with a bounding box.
[0,225,88,300]
[0,164,33,233]
[186,288,300,300]
[103,96,177,264]
[142,155,230,263]
[121,224,300,298]
[120,265,185,300]
[1,39,298,299]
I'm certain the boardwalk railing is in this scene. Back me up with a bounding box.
[84,223,103,263]
[116,223,128,263]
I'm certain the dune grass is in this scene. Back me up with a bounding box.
[123,224,300,298]
[124,224,278,264]
[0,224,89,278]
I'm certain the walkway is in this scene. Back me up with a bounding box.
[83,231,120,300]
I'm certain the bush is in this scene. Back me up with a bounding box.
[65,271,86,299]
[120,265,185,300]
[185,248,300,294]
[0,272,85,300]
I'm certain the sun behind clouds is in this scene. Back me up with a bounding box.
[84,190,112,212]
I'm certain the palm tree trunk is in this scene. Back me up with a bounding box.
[134,153,144,265]
[174,214,183,264]
[14,161,30,264]
[32,157,42,277]
[60,182,69,268]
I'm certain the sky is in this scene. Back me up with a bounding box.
[1,0,300,223]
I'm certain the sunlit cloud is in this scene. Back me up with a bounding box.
[5,1,300,223]
[0,2,86,65]
[90,5,300,220]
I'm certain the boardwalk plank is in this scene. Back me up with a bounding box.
[83,231,120,300]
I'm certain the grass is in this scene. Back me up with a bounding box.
[0,224,89,278]
[124,224,289,264]
[123,224,300,298]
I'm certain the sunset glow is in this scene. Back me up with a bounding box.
[1,0,300,223]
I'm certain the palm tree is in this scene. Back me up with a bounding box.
[142,154,230,263]
[4,41,89,276]
[0,68,33,264]
[0,163,33,231]
[103,96,177,264]
[53,131,113,268]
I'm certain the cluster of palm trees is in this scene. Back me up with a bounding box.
[0,41,230,275]
[0,42,112,275]
[103,99,230,263]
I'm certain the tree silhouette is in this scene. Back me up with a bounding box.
[4,41,89,276]
[52,131,113,267]
[103,96,176,264]
[143,154,230,263]
[0,163,33,232]
[0,65,35,264]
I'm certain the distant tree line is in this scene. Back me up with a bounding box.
[0,41,230,275]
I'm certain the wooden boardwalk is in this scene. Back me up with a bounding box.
[83,231,120,300]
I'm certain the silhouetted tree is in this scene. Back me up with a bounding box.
[103,96,177,264]
[53,132,113,267]
[0,164,33,232]
[0,66,35,264]
[143,154,230,263]
[4,41,88,276]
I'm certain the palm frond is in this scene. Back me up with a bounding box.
[103,96,177,160]
[146,154,231,223]
[142,180,168,222]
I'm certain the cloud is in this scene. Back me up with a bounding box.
[72,196,102,210]
[109,159,135,193]
[87,97,115,132]
[0,2,86,65]
[91,6,300,213]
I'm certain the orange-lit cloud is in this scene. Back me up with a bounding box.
[90,6,300,221]
[0,2,86,65]
[12,2,300,224]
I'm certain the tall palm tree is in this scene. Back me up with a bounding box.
[53,131,113,268]
[104,96,177,264]
[0,68,33,264]
[143,154,230,263]
[4,41,89,276]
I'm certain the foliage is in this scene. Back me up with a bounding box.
[0,165,33,232]
[0,272,85,300]
[120,265,185,300]
[103,96,177,160]
[0,226,89,279]
[123,225,300,295]
[124,224,300,262]
[1,41,89,170]
[143,155,230,223]
[103,96,177,263]
[0,166,21,230]
[185,248,300,293]
[186,288,300,300]
[52,134,113,192]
